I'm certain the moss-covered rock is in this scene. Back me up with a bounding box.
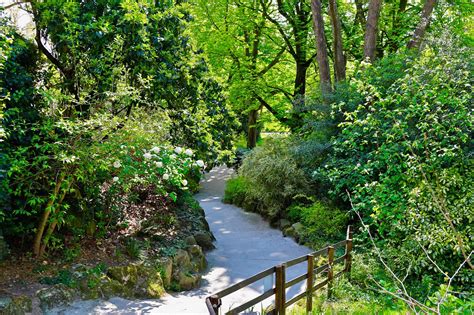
[176,272,201,291]
[187,245,207,272]
[107,264,164,299]
[184,235,197,246]
[291,222,305,243]
[172,249,192,271]
[36,284,75,311]
[156,257,173,288]
[279,219,292,230]
[283,222,305,243]
[0,295,32,315]
[168,245,207,292]
[78,274,126,300]
[193,232,215,251]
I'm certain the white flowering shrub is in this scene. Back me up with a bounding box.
[108,144,205,201]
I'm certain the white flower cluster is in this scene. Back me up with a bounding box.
[111,145,205,190]
[196,160,205,168]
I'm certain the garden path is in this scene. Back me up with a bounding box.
[49,166,311,314]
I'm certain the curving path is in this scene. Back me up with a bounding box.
[51,167,311,314]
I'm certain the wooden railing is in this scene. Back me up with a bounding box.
[206,226,353,315]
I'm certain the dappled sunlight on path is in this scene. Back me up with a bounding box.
[50,166,311,314]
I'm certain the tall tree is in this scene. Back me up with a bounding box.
[388,0,409,52]
[363,0,382,61]
[328,0,345,82]
[311,0,332,97]
[192,0,292,147]
[407,0,437,49]
[260,0,318,130]
[354,0,366,30]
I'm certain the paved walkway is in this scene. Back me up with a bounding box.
[51,167,311,314]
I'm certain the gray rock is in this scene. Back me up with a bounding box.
[187,245,207,272]
[176,272,201,291]
[156,257,173,288]
[279,219,292,230]
[193,232,215,251]
[184,235,197,246]
[36,284,75,311]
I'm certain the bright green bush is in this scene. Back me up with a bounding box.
[233,138,311,221]
[223,176,251,206]
[322,35,473,294]
[287,201,348,246]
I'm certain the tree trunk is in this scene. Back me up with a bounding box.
[247,109,259,149]
[294,61,308,100]
[389,0,408,52]
[363,0,382,62]
[311,0,332,97]
[407,0,436,50]
[33,174,65,256]
[354,0,366,30]
[38,181,71,257]
[328,0,346,82]
[399,0,408,13]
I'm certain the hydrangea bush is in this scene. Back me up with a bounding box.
[109,144,205,201]
[1,108,207,255]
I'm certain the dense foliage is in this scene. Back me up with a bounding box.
[323,36,473,294]
[1,0,472,312]
[224,137,348,245]
[0,1,237,257]
[225,31,473,310]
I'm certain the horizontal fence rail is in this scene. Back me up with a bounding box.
[206,226,353,315]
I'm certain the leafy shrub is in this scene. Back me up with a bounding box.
[322,35,473,293]
[287,201,348,246]
[1,108,206,255]
[124,238,144,260]
[231,138,311,221]
[223,176,252,206]
[427,285,474,314]
[40,269,77,288]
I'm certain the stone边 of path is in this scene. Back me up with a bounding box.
[50,166,311,314]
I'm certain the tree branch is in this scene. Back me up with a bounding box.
[257,45,286,77]
[260,0,297,58]
[2,1,29,10]
[253,93,288,124]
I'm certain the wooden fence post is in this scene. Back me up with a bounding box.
[275,264,286,315]
[327,246,335,299]
[206,295,221,314]
[344,225,353,278]
[306,254,314,312]
[347,224,353,240]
